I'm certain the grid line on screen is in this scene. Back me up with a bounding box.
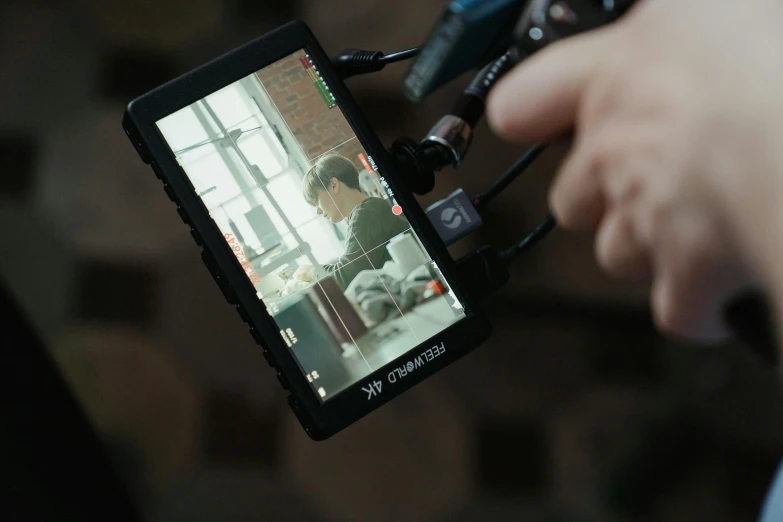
[255,53,365,172]
[195,53,367,213]
[260,232,415,320]
[309,278,373,373]
[243,64,420,337]
[356,258,422,344]
[261,229,416,307]
[225,112,267,134]
[313,175,423,346]
[255,65,307,170]
[175,134,365,202]
[233,134,361,194]
[304,137,359,166]
[155,48,468,403]
[209,104,266,136]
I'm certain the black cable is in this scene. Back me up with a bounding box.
[449,51,515,129]
[420,51,517,168]
[473,145,546,211]
[463,51,515,102]
[456,214,557,300]
[500,214,557,261]
[332,46,422,79]
[378,46,422,65]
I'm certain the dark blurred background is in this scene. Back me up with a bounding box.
[2,1,783,521]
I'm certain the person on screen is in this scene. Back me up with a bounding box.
[302,153,408,290]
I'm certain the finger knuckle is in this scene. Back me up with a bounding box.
[549,187,580,229]
[652,285,690,338]
[596,214,648,279]
[653,301,684,337]
[595,221,621,274]
[595,240,613,274]
[596,246,627,278]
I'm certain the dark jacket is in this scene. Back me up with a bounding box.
[323,197,409,289]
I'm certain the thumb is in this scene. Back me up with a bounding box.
[487,29,617,144]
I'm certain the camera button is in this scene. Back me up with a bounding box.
[123,121,151,164]
[276,371,290,390]
[190,228,203,246]
[236,306,250,324]
[201,251,238,305]
[262,348,275,367]
[249,327,264,345]
[163,184,177,202]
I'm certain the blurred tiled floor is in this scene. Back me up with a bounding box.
[2,1,783,521]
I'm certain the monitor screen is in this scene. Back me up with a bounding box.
[156,49,466,401]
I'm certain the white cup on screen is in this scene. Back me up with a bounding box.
[387,233,427,277]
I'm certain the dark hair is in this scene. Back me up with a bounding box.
[302,154,360,206]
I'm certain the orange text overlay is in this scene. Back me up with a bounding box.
[225,233,262,285]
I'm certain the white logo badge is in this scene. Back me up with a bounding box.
[440,207,462,229]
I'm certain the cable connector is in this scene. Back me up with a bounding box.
[455,245,510,301]
[387,137,453,195]
[331,47,422,80]
[425,188,483,246]
[421,51,515,167]
[455,215,557,301]
[331,48,384,79]
[500,214,556,261]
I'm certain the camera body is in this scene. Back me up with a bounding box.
[513,0,635,55]
[404,0,636,101]
[123,21,490,440]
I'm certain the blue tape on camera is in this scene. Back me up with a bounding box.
[426,188,483,246]
[403,0,521,102]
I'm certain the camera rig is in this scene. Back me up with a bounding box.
[331,0,779,366]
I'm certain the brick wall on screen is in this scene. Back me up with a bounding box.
[256,51,367,173]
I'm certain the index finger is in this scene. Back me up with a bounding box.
[486,29,615,144]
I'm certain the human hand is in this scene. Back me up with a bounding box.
[487,0,783,341]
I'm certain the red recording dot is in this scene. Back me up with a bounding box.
[391,204,403,216]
